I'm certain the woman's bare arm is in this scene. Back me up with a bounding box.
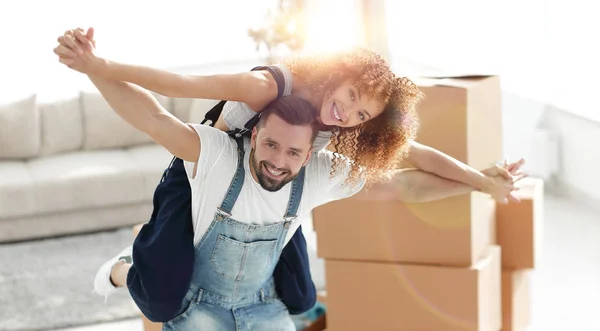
[89,60,279,112]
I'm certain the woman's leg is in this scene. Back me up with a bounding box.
[93,245,133,301]
[110,261,131,287]
[126,157,195,322]
[274,226,317,314]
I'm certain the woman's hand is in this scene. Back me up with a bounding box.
[53,27,104,75]
[480,158,527,204]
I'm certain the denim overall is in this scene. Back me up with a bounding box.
[163,137,304,331]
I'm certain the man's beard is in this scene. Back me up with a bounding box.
[250,150,297,192]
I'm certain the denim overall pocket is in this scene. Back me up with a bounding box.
[210,234,277,281]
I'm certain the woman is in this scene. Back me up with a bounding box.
[55,27,523,323]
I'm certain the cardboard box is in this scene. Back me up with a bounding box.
[411,75,502,171]
[496,178,544,269]
[502,269,531,331]
[325,246,501,331]
[304,315,327,331]
[313,191,496,266]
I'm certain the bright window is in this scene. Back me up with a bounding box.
[384,0,600,122]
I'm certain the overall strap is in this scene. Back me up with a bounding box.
[216,138,246,216]
[228,113,261,139]
[283,167,306,220]
[200,100,227,126]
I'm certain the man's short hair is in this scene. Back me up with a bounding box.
[257,95,320,143]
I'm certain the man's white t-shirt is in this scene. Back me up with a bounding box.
[183,124,365,246]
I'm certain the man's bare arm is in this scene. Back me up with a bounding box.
[87,75,200,162]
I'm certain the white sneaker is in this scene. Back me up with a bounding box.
[93,245,133,302]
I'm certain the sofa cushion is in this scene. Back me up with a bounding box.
[0,203,152,243]
[0,94,40,159]
[81,91,173,150]
[127,144,174,199]
[38,93,83,156]
[26,149,147,216]
[0,161,36,219]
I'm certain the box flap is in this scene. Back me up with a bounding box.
[399,65,498,88]
[412,74,498,88]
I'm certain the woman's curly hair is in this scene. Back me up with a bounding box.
[283,48,424,186]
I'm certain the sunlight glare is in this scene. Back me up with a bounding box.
[302,0,363,54]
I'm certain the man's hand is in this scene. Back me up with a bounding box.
[53,27,103,75]
[480,158,527,204]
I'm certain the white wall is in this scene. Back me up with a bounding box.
[540,107,600,203]
[501,91,547,177]
[502,90,600,205]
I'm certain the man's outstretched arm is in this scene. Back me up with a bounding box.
[86,75,200,162]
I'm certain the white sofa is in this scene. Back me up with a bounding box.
[0,90,217,243]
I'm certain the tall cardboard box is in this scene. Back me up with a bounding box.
[412,75,502,170]
[501,269,531,331]
[313,191,496,266]
[325,246,502,331]
[496,178,544,269]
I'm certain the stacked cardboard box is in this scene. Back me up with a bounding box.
[409,76,543,330]
[313,75,533,331]
[497,177,543,331]
[314,194,502,331]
